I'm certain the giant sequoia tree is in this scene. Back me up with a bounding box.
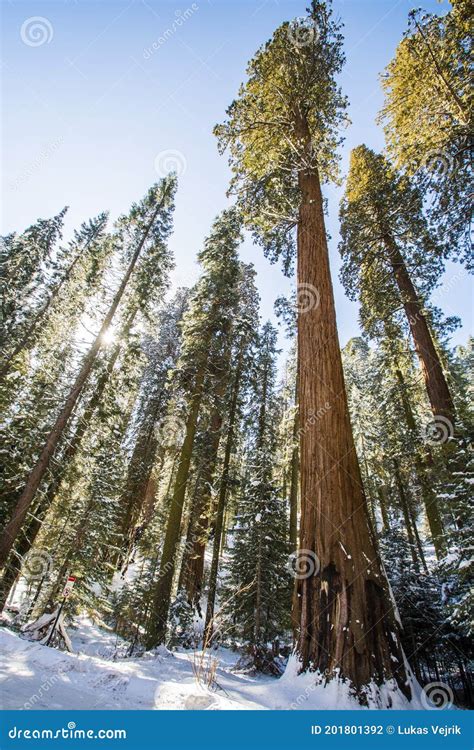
[215,1,410,700]
[339,145,455,426]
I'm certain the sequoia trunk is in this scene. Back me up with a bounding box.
[294,130,410,697]
[386,238,455,425]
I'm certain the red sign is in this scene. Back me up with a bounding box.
[62,576,76,598]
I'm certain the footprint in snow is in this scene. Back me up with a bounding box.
[92,672,129,693]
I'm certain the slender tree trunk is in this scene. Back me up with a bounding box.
[204,351,243,639]
[117,393,164,546]
[0,310,137,610]
[385,237,455,424]
[290,372,301,635]
[253,353,269,647]
[178,342,233,607]
[141,473,159,526]
[289,378,299,551]
[394,367,446,557]
[407,500,428,574]
[294,117,410,697]
[416,459,446,558]
[145,364,207,647]
[360,434,378,530]
[393,459,419,567]
[255,533,262,644]
[377,486,391,532]
[180,408,222,609]
[0,205,162,569]
[458,660,473,707]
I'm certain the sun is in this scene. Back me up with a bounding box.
[101,328,115,346]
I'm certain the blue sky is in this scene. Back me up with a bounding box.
[1,0,472,359]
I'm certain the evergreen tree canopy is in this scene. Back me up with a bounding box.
[215,0,347,272]
[379,3,472,268]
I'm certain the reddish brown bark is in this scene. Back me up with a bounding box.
[386,238,455,425]
[294,119,410,697]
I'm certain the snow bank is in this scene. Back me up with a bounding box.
[0,621,427,711]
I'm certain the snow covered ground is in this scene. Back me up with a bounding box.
[0,617,423,711]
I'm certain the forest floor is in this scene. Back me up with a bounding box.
[0,616,423,711]
[0,616,285,711]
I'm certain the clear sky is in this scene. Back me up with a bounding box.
[1,0,472,360]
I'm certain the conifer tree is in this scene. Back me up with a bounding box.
[224,323,291,665]
[380,2,472,268]
[0,177,176,568]
[0,213,109,381]
[215,1,410,698]
[203,264,260,636]
[379,525,442,683]
[339,145,456,426]
[0,208,68,355]
[342,337,431,565]
[180,263,261,613]
[114,289,189,562]
[179,338,234,609]
[145,208,242,647]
